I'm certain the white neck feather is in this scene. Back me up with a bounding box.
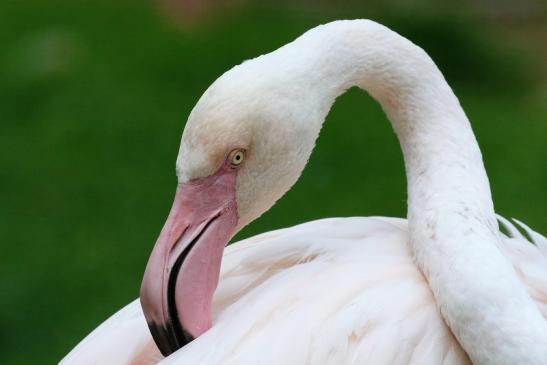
[280,20,547,364]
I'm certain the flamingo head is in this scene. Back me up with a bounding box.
[140,55,328,356]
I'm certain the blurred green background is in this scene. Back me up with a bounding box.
[1,0,546,363]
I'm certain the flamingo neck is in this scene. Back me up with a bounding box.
[288,20,547,363]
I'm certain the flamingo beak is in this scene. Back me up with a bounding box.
[140,167,238,356]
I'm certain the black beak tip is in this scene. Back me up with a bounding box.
[147,320,196,357]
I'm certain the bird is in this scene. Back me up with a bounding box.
[61,20,547,365]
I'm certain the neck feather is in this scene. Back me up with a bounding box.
[283,20,547,363]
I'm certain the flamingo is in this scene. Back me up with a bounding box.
[61,20,547,365]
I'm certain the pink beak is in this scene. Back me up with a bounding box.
[140,166,238,356]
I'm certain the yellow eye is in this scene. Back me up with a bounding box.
[230,149,245,166]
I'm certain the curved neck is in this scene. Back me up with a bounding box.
[287,20,547,363]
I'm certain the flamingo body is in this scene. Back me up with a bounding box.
[62,217,547,365]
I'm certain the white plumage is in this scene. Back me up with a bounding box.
[63,217,547,365]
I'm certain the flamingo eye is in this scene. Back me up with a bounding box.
[229,149,245,167]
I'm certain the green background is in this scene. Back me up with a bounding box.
[1,1,546,363]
